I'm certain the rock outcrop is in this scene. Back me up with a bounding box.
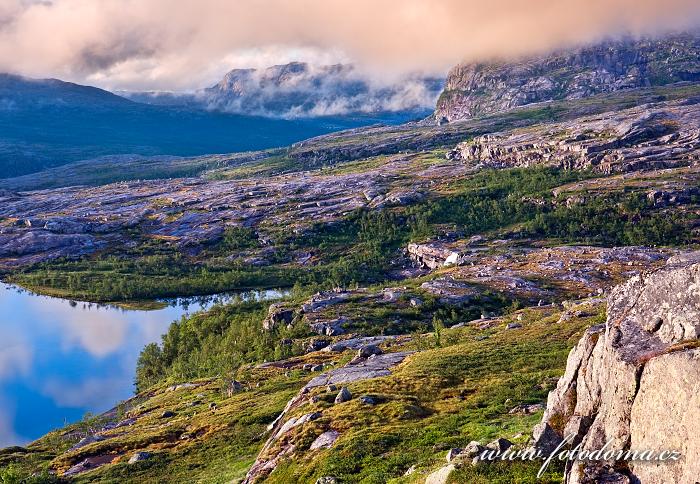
[435,32,700,122]
[533,251,700,483]
[446,101,700,174]
[244,351,413,483]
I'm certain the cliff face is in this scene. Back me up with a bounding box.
[446,99,700,175]
[533,252,700,484]
[436,32,700,122]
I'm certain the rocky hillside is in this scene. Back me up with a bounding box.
[435,32,700,122]
[533,252,700,484]
[2,63,700,483]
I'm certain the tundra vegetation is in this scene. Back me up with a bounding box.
[2,39,700,482]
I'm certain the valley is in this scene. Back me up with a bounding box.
[2,32,700,484]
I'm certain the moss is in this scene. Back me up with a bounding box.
[259,308,598,483]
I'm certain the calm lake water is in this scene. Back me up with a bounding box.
[0,282,286,447]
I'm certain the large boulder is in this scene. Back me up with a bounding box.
[532,252,700,483]
[262,303,295,331]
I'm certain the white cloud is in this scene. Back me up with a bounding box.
[0,333,32,381]
[31,303,130,357]
[40,375,129,408]
[0,397,23,447]
[0,0,699,90]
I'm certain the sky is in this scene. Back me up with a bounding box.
[1,0,700,91]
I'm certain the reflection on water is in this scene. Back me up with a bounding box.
[0,283,286,447]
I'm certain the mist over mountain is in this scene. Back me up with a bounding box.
[123,62,444,118]
[0,72,429,178]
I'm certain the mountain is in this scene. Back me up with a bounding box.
[3,31,700,483]
[124,62,444,118]
[0,73,135,109]
[0,73,419,179]
[435,31,700,122]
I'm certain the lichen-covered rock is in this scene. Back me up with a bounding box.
[446,104,700,174]
[630,349,700,483]
[533,251,700,483]
[334,387,352,404]
[310,430,340,450]
[128,452,152,464]
[407,242,465,269]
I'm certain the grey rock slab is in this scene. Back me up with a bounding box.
[305,351,413,389]
[310,430,340,450]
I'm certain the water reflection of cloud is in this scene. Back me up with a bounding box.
[32,301,130,357]
[41,375,130,409]
[0,331,32,380]
[0,283,212,446]
[0,397,22,447]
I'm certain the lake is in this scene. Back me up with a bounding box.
[0,283,285,447]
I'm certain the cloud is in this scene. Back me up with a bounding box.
[0,0,699,90]
[0,332,32,381]
[31,302,130,357]
[190,63,443,117]
[40,375,129,408]
[0,397,22,447]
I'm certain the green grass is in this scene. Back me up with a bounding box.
[0,294,607,483]
[259,305,604,483]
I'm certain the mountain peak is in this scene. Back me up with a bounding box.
[435,31,700,122]
[202,61,442,118]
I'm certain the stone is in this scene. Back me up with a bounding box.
[533,252,700,483]
[226,380,243,397]
[531,422,562,455]
[425,464,455,484]
[409,297,423,307]
[165,382,198,392]
[462,441,486,459]
[69,434,106,452]
[508,403,545,415]
[359,395,377,405]
[357,344,382,358]
[128,452,152,464]
[506,322,522,330]
[262,303,295,331]
[446,448,463,462]
[305,352,413,389]
[160,411,175,419]
[306,339,330,353]
[629,349,700,483]
[315,478,338,484]
[486,437,512,453]
[334,387,352,404]
[310,430,340,450]
[322,336,393,353]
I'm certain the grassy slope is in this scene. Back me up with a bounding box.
[0,302,603,483]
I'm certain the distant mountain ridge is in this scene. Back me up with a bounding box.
[125,62,444,118]
[435,31,700,122]
[0,73,134,109]
[0,73,415,178]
